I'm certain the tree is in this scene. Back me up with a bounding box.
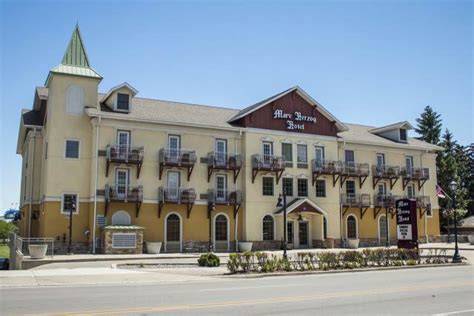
[0,220,16,244]
[415,105,442,144]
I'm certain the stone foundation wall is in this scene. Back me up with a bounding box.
[250,240,281,251]
[53,242,91,254]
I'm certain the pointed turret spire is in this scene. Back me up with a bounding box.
[62,23,90,67]
[45,24,102,86]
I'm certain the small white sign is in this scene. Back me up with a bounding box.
[397,224,413,240]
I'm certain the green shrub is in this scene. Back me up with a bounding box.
[198,253,220,267]
[227,253,240,273]
[393,260,404,266]
[407,259,417,266]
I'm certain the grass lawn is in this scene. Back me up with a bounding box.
[0,244,10,258]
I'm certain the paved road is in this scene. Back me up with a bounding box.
[1,266,473,315]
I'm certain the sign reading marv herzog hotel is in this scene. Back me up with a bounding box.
[273,109,317,130]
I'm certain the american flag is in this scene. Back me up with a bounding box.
[436,184,447,199]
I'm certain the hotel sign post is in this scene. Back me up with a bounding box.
[396,199,418,249]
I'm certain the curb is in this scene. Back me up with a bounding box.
[222,262,470,279]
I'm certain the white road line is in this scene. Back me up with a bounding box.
[433,309,474,316]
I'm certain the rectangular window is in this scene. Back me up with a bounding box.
[315,180,326,197]
[345,150,354,163]
[297,178,308,197]
[346,180,356,196]
[116,93,130,112]
[62,193,78,214]
[65,140,80,159]
[315,146,325,166]
[400,129,407,142]
[297,144,307,163]
[262,142,273,166]
[262,177,274,196]
[282,178,293,196]
[282,143,293,162]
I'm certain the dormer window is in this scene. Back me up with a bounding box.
[399,129,407,142]
[116,93,130,112]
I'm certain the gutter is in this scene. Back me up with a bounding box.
[28,128,37,238]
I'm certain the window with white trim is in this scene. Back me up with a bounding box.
[262,177,274,196]
[282,178,293,196]
[297,144,307,163]
[407,184,415,199]
[62,193,78,214]
[316,179,326,197]
[65,140,80,159]
[297,178,308,197]
[116,93,130,112]
[282,143,293,163]
[66,85,84,115]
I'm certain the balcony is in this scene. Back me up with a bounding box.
[207,152,243,183]
[401,167,430,190]
[340,162,370,188]
[251,154,285,184]
[104,184,143,217]
[158,148,197,181]
[105,145,144,178]
[373,194,401,219]
[312,160,342,187]
[207,189,242,218]
[403,195,431,218]
[372,165,401,189]
[341,193,371,218]
[158,186,196,218]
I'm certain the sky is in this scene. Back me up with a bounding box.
[0,0,472,212]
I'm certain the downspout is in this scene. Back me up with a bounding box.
[234,134,239,251]
[92,116,101,253]
[421,151,428,243]
[28,128,37,238]
[339,139,344,247]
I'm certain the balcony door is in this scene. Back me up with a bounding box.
[215,139,227,167]
[115,169,129,199]
[168,135,181,163]
[116,130,130,159]
[216,174,227,202]
[315,146,325,168]
[262,141,273,167]
[405,156,413,176]
[167,171,180,202]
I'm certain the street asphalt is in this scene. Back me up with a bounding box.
[1,265,473,315]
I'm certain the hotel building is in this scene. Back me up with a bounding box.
[16,26,442,253]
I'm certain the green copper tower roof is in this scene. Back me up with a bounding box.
[62,24,90,67]
[45,24,102,85]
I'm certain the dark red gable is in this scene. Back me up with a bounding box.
[231,91,338,137]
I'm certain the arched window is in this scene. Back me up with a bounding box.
[347,215,357,239]
[262,215,274,241]
[215,215,228,241]
[379,215,388,241]
[66,85,84,115]
[111,210,131,226]
[323,217,328,239]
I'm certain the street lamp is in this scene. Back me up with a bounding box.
[449,180,462,263]
[276,193,287,259]
[208,201,215,252]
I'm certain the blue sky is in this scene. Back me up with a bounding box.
[0,0,472,212]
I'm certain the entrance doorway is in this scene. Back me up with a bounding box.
[214,214,229,252]
[165,213,181,252]
[298,221,309,248]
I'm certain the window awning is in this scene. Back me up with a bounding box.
[275,198,327,216]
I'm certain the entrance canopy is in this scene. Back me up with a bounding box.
[275,198,327,216]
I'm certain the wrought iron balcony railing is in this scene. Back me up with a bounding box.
[207,189,242,205]
[312,160,342,174]
[158,187,196,204]
[340,193,371,207]
[106,145,144,163]
[341,162,370,177]
[372,165,401,178]
[401,167,430,180]
[207,152,243,169]
[158,148,197,166]
[373,194,401,208]
[251,154,285,170]
[105,184,143,202]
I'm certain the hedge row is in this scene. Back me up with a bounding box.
[227,248,446,274]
